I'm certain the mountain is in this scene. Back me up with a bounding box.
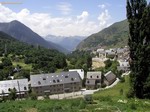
[0,20,68,54]
[77,20,129,50]
[45,35,86,51]
[0,31,67,74]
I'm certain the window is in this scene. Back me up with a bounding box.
[97,76,99,78]
[90,76,92,78]
[57,79,60,82]
[24,86,27,90]
[71,78,74,81]
[43,77,46,80]
[87,81,90,83]
[8,88,11,91]
[38,81,41,85]
[53,80,56,83]
[65,76,68,78]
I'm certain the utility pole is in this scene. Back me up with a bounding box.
[17,80,21,100]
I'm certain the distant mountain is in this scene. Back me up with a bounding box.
[0,20,68,54]
[45,35,86,51]
[77,20,129,50]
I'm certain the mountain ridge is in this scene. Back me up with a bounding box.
[76,20,129,50]
[0,20,68,54]
[45,35,86,51]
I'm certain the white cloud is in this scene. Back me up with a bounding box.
[0,4,112,37]
[57,2,72,15]
[98,9,111,27]
[98,4,106,9]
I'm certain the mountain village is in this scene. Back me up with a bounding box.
[0,46,130,100]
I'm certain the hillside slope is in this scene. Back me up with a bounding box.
[0,31,67,74]
[77,20,129,50]
[0,20,68,53]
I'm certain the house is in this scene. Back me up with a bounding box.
[105,49,116,58]
[69,69,84,80]
[30,71,82,96]
[97,49,106,58]
[0,79,28,98]
[104,71,116,86]
[85,72,102,90]
[117,61,130,72]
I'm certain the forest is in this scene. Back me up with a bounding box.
[0,31,92,80]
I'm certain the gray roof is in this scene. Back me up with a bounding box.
[30,71,81,87]
[97,49,105,54]
[0,79,28,94]
[87,72,102,79]
[104,71,116,82]
[119,61,130,67]
[86,79,95,86]
[105,50,116,55]
[117,48,125,54]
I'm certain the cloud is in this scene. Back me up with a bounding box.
[0,4,112,37]
[98,4,106,9]
[77,11,89,23]
[98,9,111,26]
[98,3,111,9]
[57,2,72,15]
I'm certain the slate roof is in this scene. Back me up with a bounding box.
[0,79,28,94]
[87,72,102,79]
[30,71,81,87]
[104,71,116,82]
[69,69,84,80]
[105,50,116,55]
[119,61,130,67]
[97,49,105,54]
[117,48,125,54]
[86,79,95,85]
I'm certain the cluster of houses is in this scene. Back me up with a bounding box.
[0,69,117,98]
[92,46,130,72]
[94,46,129,59]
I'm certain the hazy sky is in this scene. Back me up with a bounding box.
[0,0,149,37]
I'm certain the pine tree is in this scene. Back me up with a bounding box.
[127,0,150,98]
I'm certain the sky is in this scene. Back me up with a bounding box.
[0,0,131,37]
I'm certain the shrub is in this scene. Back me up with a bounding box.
[101,83,107,88]
[84,95,93,104]
[120,77,125,83]
[126,89,134,98]
[120,89,124,95]
[30,91,37,100]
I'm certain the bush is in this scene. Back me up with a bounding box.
[30,91,37,100]
[120,77,125,83]
[126,89,134,98]
[84,95,93,104]
[101,83,107,88]
[120,89,124,95]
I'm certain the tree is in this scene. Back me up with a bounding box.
[8,88,17,100]
[127,0,150,98]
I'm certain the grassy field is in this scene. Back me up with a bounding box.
[13,61,32,70]
[0,76,150,112]
[92,76,150,112]
[0,56,32,70]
